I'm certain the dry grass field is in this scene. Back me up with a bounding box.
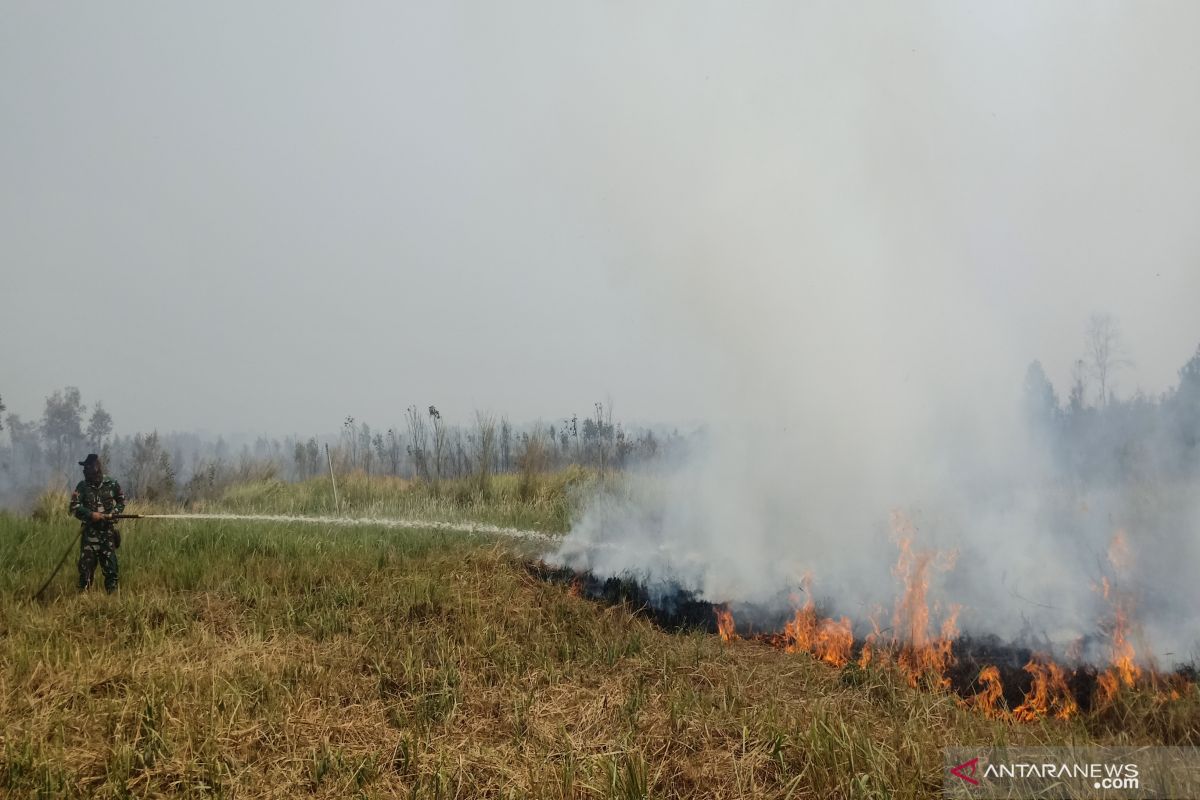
[1,474,1197,798]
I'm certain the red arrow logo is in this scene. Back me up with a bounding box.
[950,757,980,785]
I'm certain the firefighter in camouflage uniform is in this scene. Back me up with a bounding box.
[68,453,126,592]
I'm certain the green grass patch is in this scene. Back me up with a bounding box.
[188,467,597,533]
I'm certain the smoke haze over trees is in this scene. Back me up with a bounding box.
[5,316,1199,507]
[0,388,673,508]
[555,314,1200,667]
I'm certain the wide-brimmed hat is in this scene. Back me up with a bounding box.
[78,453,102,468]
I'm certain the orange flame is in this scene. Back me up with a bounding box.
[782,604,853,667]
[1105,600,1141,697]
[714,604,737,643]
[1107,529,1132,572]
[889,511,958,687]
[1096,532,1144,703]
[694,524,1191,724]
[857,610,883,669]
[969,666,1006,718]
[1097,671,1121,705]
[1012,655,1079,721]
[768,575,851,667]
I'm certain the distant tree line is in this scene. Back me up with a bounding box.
[1,387,179,503]
[1023,313,1200,485]
[296,401,668,492]
[0,391,678,507]
[12,310,1189,508]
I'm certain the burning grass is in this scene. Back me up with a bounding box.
[673,517,1200,742]
[541,562,1200,746]
[2,498,1198,798]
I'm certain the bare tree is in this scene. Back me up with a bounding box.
[40,387,86,476]
[341,416,357,471]
[293,440,310,480]
[6,414,41,479]
[474,412,497,496]
[566,415,579,462]
[86,402,113,451]
[517,426,551,500]
[305,438,320,477]
[1180,344,1200,397]
[129,431,175,500]
[1022,360,1059,430]
[372,432,387,476]
[359,422,373,475]
[428,405,447,483]
[1084,313,1130,408]
[405,406,430,479]
[451,429,467,478]
[596,401,614,474]
[385,428,403,475]
[499,417,512,472]
[615,423,633,467]
[1068,359,1089,414]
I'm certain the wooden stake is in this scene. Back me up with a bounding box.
[325,443,341,515]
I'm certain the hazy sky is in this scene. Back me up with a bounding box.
[3,2,1199,436]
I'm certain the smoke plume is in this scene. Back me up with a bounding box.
[551,3,1200,666]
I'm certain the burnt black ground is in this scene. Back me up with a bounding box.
[531,561,1199,714]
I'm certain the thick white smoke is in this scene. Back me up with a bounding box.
[550,3,1200,665]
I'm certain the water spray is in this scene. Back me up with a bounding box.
[32,512,556,601]
[126,512,556,543]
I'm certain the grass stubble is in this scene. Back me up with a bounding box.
[0,475,1196,798]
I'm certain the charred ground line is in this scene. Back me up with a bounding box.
[530,562,1198,715]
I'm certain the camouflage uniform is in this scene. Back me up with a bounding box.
[69,475,126,592]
